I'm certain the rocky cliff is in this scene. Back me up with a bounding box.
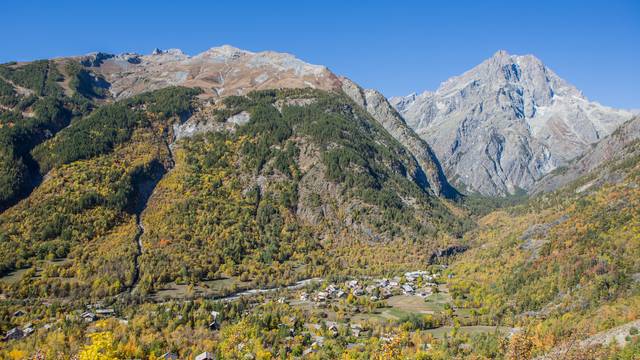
[391,50,633,196]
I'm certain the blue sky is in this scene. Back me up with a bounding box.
[2,0,639,108]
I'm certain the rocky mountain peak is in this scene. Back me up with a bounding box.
[391,51,633,196]
[88,45,341,100]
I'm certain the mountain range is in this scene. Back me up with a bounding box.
[0,45,638,359]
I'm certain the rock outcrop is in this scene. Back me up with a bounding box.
[341,77,458,198]
[533,116,640,193]
[90,45,342,100]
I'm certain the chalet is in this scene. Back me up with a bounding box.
[95,308,115,316]
[402,284,414,294]
[81,311,97,322]
[312,335,325,347]
[23,326,34,337]
[4,327,23,341]
[350,324,363,337]
[326,321,339,336]
[195,351,214,360]
[161,352,178,360]
[315,291,328,302]
[380,288,392,299]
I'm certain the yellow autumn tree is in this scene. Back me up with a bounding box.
[79,331,119,360]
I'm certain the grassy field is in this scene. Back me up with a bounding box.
[424,325,516,339]
[387,295,437,314]
[153,277,253,300]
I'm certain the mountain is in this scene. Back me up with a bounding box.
[340,77,459,198]
[391,50,634,196]
[86,46,454,197]
[0,47,469,299]
[533,115,640,193]
[448,132,640,358]
[87,45,342,100]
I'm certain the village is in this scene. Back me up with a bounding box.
[1,266,516,358]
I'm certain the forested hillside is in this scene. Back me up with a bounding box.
[0,86,469,300]
[0,86,200,298]
[448,139,640,358]
[138,88,469,294]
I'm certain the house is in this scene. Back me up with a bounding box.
[208,321,220,330]
[4,327,23,341]
[365,285,377,294]
[350,324,363,337]
[81,311,97,322]
[161,352,178,360]
[210,311,219,321]
[402,284,414,294]
[346,280,358,289]
[23,326,34,337]
[335,290,346,299]
[379,279,389,287]
[312,335,325,347]
[353,288,364,296]
[380,288,392,299]
[299,292,309,301]
[326,321,339,336]
[13,310,25,317]
[95,308,115,316]
[195,351,214,360]
[315,291,328,302]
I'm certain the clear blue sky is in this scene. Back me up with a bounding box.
[2,0,639,108]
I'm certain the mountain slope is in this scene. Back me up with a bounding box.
[391,50,633,196]
[87,45,342,100]
[533,116,640,193]
[76,46,455,198]
[0,49,470,299]
[341,77,458,198]
[447,137,640,357]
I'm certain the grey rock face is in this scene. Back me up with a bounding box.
[391,50,633,196]
[532,116,640,193]
[341,77,458,198]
